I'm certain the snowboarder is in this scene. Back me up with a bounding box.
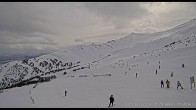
[109,95,115,107]
[65,90,67,96]
[161,80,164,88]
[171,72,174,77]
[136,73,137,78]
[177,81,184,89]
[166,79,171,88]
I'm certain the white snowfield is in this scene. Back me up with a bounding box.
[1,19,196,108]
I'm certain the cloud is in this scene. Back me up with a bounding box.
[83,2,148,29]
[0,44,57,57]
[0,3,57,35]
[124,2,196,33]
[0,2,196,57]
[0,31,57,45]
[83,2,147,19]
[0,3,59,46]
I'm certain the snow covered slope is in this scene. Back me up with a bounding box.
[1,18,196,108]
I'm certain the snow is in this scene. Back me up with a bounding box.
[1,19,196,108]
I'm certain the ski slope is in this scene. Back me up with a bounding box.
[1,19,196,108]
[1,44,196,108]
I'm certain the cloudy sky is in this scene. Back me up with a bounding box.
[0,2,196,57]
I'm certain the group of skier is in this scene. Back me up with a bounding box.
[159,64,186,89]
[161,79,171,88]
[161,79,184,89]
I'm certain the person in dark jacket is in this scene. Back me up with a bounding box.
[182,64,184,68]
[161,80,164,88]
[109,95,115,107]
[155,69,157,74]
[65,90,67,96]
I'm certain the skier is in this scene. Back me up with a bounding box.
[109,95,115,107]
[182,64,184,68]
[161,80,164,88]
[171,72,174,77]
[155,69,157,74]
[65,90,67,96]
[177,81,184,89]
[136,73,137,78]
[166,79,171,88]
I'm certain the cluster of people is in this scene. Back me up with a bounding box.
[160,80,171,88]
[161,80,184,89]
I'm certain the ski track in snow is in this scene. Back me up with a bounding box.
[29,83,39,104]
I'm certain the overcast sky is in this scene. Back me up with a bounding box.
[0,2,196,57]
